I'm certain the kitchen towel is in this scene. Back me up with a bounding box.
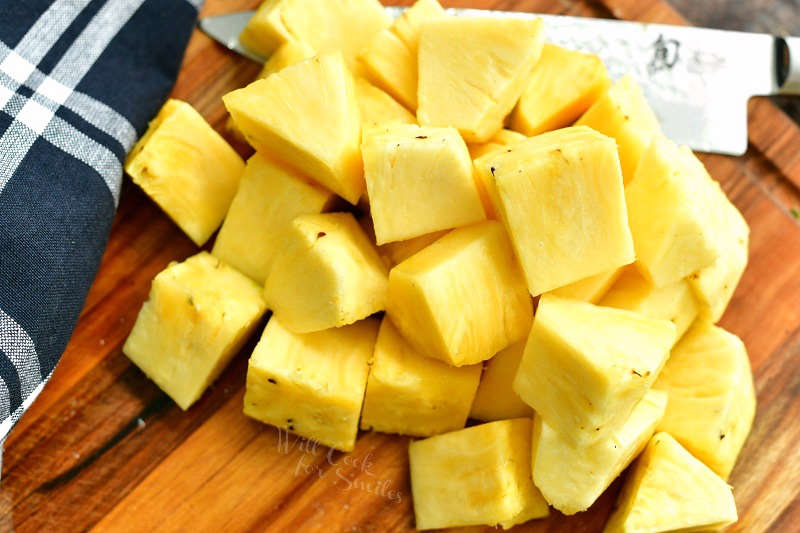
[0,0,201,443]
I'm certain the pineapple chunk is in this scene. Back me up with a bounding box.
[600,266,698,342]
[409,419,549,530]
[223,52,363,204]
[511,44,610,136]
[360,319,481,436]
[362,124,485,244]
[387,221,532,366]
[476,126,634,295]
[125,99,244,246]
[575,75,661,183]
[379,230,448,267]
[244,317,379,451]
[654,320,756,479]
[417,17,545,142]
[468,129,527,160]
[212,154,335,284]
[354,77,416,128]
[532,389,667,515]
[549,268,624,304]
[625,136,723,287]
[514,295,676,446]
[264,213,388,333]
[604,433,738,532]
[469,341,533,421]
[359,0,445,110]
[469,130,527,219]
[124,252,266,410]
[688,188,749,322]
[239,0,389,71]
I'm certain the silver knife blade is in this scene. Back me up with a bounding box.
[199,7,799,156]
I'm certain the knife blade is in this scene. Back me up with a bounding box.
[199,7,800,156]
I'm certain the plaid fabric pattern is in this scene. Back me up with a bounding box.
[0,0,201,441]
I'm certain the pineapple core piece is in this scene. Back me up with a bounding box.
[409,419,550,530]
[625,136,723,287]
[125,99,244,246]
[264,212,388,333]
[212,154,334,285]
[600,266,699,343]
[360,319,481,437]
[469,340,534,421]
[417,17,545,142]
[654,320,756,479]
[604,433,738,532]
[354,77,417,128]
[532,389,667,515]
[223,52,364,204]
[124,252,267,410]
[362,124,486,244]
[511,44,610,136]
[575,75,661,183]
[239,0,389,71]
[514,295,676,446]
[476,126,634,295]
[548,267,624,304]
[387,221,532,367]
[688,183,750,322]
[244,317,379,452]
[359,0,445,110]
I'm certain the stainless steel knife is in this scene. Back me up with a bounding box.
[199,7,800,156]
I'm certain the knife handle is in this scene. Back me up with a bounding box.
[777,37,800,95]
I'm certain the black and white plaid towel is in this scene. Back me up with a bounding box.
[0,0,202,443]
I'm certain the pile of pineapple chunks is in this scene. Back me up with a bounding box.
[122,0,756,530]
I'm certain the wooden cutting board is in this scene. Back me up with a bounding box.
[2,1,799,531]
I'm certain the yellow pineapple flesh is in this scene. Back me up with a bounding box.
[476,126,634,295]
[360,319,481,437]
[575,75,661,183]
[511,44,610,136]
[379,230,448,267]
[387,221,532,366]
[124,252,267,410]
[359,0,445,110]
[417,17,544,142]
[532,389,667,515]
[212,154,335,285]
[362,124,485,244]
[469,340,533,421]
[223,52,364,204]
[409,419,549,530]
[239,0,390,72]
[354,77,416,128]
[548,267,624,303]
[604,433,738,532]
[125,99,244,246]
[625,136,723,287]
[469,129,527,219]
[600,266,699,342]
[264,212,388,333]
[654,320,756,479]
[514,295,676,446]
[244,318,379,451]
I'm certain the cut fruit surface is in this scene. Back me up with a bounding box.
[548,267,623,304]
[124,252,267,410]
[604,432,738,532]
[387,221,532,367]
[125,99,244,246]
[244,317,379,452]
[223,52,363,203]
[354,77,417,128]
[514,295,676,446]
[654,320,756,479]
[409,419,549,530]
[469,341,533,421]
[264,212,388,333]
[360,319,481,437]
[417,17,544,142]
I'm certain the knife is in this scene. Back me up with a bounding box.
[199,7,800,156]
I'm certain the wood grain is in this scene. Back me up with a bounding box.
[1,1,799,532]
